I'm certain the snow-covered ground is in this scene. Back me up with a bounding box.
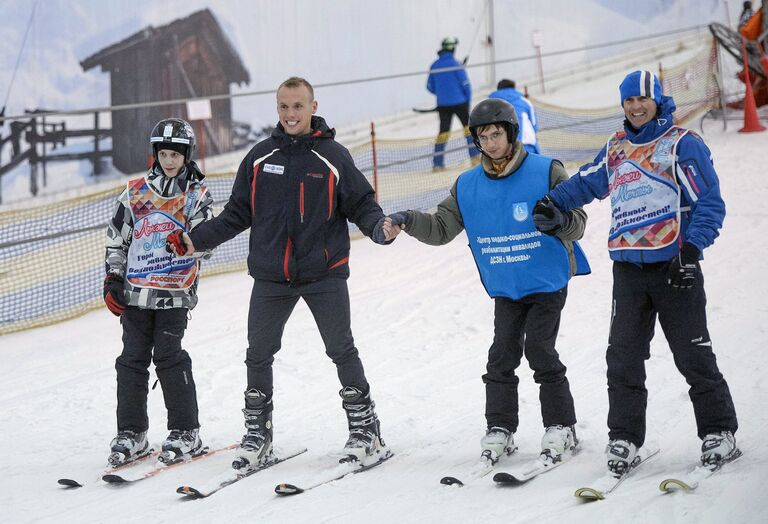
[2,108,767,522]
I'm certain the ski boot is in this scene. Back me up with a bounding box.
[108,430,149,466]
[606,439,638,475]
[480,426,516,465]
[339,386,389,465]
[701,431,740,467]
[232,389,273,470]
[159,428,204,464]
[540,424,578,463]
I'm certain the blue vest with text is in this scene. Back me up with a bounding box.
[456,154,589,300]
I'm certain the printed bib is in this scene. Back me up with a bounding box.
[125,177,200,289]
[606,127,687,250]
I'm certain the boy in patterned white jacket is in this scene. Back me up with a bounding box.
[103,118,214,466]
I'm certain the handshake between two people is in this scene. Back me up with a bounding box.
[372,211,410,244]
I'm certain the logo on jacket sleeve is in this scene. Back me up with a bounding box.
[513,202,529,222]
[264,163,285,175]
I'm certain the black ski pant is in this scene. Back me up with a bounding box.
[245,277,369,401]
[483,287,576,432]
[434,102,478,167]
[116,307,199,432]
[607,262,738,448]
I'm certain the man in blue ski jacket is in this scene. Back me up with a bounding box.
[489,79,540,154]
[426,37,479,171]
[537,70,740,475]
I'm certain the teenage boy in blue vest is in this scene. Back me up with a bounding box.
[386,98,590,467]
[537,70,740,475]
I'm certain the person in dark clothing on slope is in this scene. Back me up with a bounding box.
[426,37,480,171]
[168,77,396,470]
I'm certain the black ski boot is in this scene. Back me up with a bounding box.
[232,389,273,470]
[339,386,388,465]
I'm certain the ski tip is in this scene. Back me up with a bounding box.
[57,478,83,488]
[574,487,604,501]
[275,482,304,496]
[102,474,128,484]
[439,476,464,487]
[659,478,692,492]
[177,485,205,498]
[492,472,517,484]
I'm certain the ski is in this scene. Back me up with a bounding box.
[102,443,238,484]
[440,445,519,487]
[574,443,660,501]
[412,106,438,113]
[57,447,157,488]
[176,447,307,499]
[659,448,742,492]
[494,445,581,486]
[274,449,393,496]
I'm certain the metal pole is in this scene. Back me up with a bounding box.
[487,0,496,89]
[94,111,101,175]
[370,121,379,203]
[197,120,206,173]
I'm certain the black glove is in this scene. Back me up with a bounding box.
[372,217,389,245]
[103,273,127,317]
[665,242,700,289]
[388,211,411,229]
[532,196,566,236]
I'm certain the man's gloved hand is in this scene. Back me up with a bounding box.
[372,216,389,244]
[166,230,188,256]
[666,242,700,289]
[388,211,411,229]
[532,196,566,236]
[103,273,127,317]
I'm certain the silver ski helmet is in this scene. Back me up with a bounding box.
[468,98,519,151]
[150,118,195,163]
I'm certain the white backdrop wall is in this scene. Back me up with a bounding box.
[0,0,732,131]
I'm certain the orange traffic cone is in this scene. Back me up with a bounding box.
[739,37,766,133]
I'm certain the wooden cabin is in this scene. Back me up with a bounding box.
[81,8,250,173]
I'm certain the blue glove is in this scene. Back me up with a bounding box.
[666,242,700,289]
[388,211,410,228]
[532,196,566,236]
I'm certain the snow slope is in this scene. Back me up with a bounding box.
[1,117,767,523]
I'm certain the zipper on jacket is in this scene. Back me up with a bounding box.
[283,238,293,281]
[300,181,305,223]
[251,164,260,215]
[327,171,334,220]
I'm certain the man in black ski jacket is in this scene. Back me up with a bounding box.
[170,77,395,470]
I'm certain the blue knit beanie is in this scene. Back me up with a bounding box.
[619,70,662,107]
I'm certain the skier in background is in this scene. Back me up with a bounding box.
[738,1,754,28]
[489,79,540,154]
[104,118,214,466]
[426,37,480,172]
[168,77,396,471]
[537,70,740,475]
[385,98,589,468]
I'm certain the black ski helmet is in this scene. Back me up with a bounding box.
[441,37,459,52]
[468,98,519,151]
[150,118,195,163]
